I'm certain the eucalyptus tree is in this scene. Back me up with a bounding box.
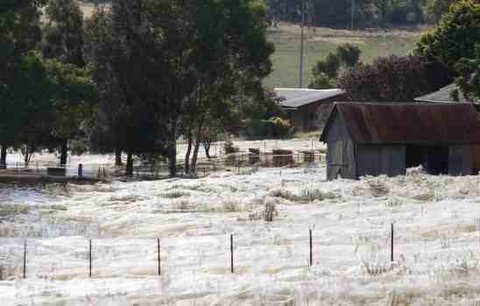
[0,0,46,168]
[42,0,90,165]
[183,0,274,174]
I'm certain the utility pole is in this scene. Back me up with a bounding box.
[351,0,355,30]
[299,0,305,88]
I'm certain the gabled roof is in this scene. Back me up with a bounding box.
[274,88,345,109]
[320,102,480,144]
[415,83,479,104]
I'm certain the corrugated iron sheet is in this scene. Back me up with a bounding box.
[321,102,480,144]
[415,83,479,104]
[274,88,345,109]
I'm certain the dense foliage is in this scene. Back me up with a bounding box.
[0,0,276,176]
[416,0,480,68]
[309,44,361,89]
[84,0,275,176]
[339,55,451,101]
[456,45,480,100]
[415,0,480,100]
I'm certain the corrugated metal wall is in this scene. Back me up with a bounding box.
[356,145,406,178]
[471,145,480,174]
[325,113,356,180]
[324,106,480,180]
[449,145,473,175]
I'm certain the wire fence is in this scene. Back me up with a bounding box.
[0,151,327,182]
[5,221,479,283]
[1,224,401,280]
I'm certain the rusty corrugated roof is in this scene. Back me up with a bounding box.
[320,102,480,144]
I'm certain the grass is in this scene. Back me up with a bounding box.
[293,130,323,139]
[0,204,29,219]
[266,23,424,88]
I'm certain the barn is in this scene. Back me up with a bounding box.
[320,102,480,180]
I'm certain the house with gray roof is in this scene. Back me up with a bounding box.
[274,88,345,132]
[415,83,479,104]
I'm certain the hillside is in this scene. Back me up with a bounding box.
[266,23,425,88]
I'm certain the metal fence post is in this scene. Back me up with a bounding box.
[89,239,92,277]
[309,229,313,267]
[23,240,27,279]
[157,238,161,276]
[390,223,394,262]
[230,234,234,273]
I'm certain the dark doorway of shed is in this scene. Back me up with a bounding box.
[406,145,425,168]
[405,145,449,175]
[425,146,449,175]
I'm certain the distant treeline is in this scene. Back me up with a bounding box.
[267,0,456,28]
[81,0,455,28]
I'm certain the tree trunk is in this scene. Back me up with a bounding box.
[24,146,30,167]
[0,145,7,169]
[126,151,133,176]
[168,145,177,178]
[203,141,212,159]
[184,130,193,174]
[168,119,177,178]
[191,138,201,174]
[115,148,123,166]
[190,119,204,174]
[60,139,68,166]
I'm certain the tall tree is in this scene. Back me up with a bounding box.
[86,1,182,176]
[182,0,274,174]
[416,0,480,69]
[456,45,480,100]
[86,0,273,176]
[425,0,456,23]
[84,7,128,166]
[43,0,85,66]
[0,0,46,168]
[43,0,87,165]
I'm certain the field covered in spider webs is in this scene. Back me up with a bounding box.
[1,163,480,305]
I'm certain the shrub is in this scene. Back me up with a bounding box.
[336,44,361,68]
[224,138,239,154]
[265,117,291,139]
[339,55,451,102]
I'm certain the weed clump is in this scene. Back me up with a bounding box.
[162,190,191,199]
[249,200,278,222]
[367,180,389,197]
[223,201,239,212]
[269,188,337,203]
